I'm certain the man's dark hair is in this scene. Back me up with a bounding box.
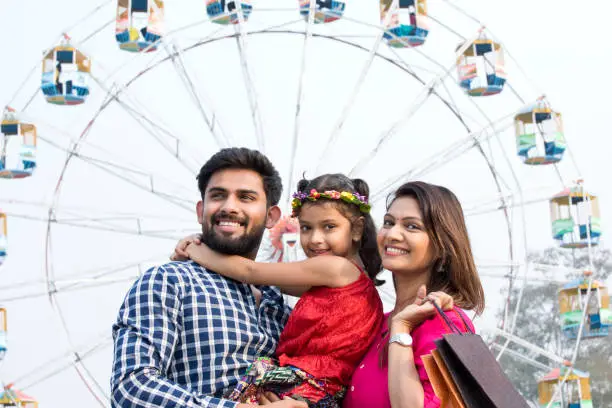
[197,147,283,206]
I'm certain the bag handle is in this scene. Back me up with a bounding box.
[428,299,474,335]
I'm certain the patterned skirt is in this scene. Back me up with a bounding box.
[225,357,346,407]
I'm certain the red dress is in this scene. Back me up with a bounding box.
[275,271,384,397]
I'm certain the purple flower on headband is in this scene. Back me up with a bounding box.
[292,191,307,200]
[354,193,368,203]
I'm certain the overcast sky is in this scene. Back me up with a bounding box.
[0,0,610,406]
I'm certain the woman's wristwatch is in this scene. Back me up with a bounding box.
[389,332,413,347]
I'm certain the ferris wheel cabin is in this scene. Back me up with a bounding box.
[0,109,37,179]
[207,0,252,25]
[299,0,346,24]
[515,98,566,165]
[381,0,429,48]
[41,41,91,105]
[457,37,506,96]
[0,386,38,408]
[559,277,611,339]
[0,308,6,361]
[116,0,164,52]
[538,367,592,408]
[0,212,6,267]
[550,184,601,249]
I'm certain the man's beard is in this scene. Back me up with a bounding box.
[200,212,266,256]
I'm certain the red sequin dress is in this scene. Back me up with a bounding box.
[227,270,383,406]
[276,270,383,401]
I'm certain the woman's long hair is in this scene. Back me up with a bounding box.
[387,181,485,314]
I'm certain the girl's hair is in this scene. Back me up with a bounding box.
[295,174,383,285]
[387,181,485,314]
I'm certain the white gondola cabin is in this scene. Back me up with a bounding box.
[457,35,506,96]
[41,36,91,105]
[1,109,37,179]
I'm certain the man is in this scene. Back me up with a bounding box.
[111,147,305,407]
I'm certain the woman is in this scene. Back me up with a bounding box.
[342,181,485,408]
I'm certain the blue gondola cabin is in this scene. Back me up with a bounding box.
[299,0,346,24]
[116,0,164,52]
[41,37,91,105]
[457,36,506,96]
[381,0,429,48]
[207,0,252,25]
[515,97,566,165]
[550,183,601,249]
[1,109,37,179]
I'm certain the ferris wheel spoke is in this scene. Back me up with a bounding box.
[42,286,109,405]
[233,3,266,153]
[78,18,116,45]
[11,331,111,394]
[489,343,553,372]
[426,12,466,41]
[463,188,556,217]
[347,28,485,177]
[0,258,154,303]
[314,0,402,173]
[4,210,194,241]
[91,75,203,174]
[369,112,515,203]
[164,41,234,149]
[37,135,196,212]
[492,328,566,365]
[285,0,317,207]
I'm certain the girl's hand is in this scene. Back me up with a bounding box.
[185,241,230,274]
[170,234,201,261]
[391,285,454,333]
[258,392,307,407]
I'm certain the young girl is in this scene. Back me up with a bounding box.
[174,174,384,407]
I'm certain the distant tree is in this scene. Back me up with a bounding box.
[493,248,612,407]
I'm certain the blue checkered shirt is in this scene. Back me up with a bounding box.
[111,261,291,407]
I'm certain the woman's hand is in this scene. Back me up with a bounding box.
[391,285,454,333]
[170,234,201,261]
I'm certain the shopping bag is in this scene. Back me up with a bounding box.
[422,303,529,408]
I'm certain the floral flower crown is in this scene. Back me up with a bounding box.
[291,189,371,216]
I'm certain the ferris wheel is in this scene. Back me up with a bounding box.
[0,0,605,406]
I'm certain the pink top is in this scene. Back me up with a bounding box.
[342,308,475,408]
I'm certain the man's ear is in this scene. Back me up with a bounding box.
[265,205,282,229]
[196,201,204,225]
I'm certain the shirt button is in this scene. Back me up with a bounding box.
[360,364,365,369]
[351,386,355,391]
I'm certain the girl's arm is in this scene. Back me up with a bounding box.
[388,287,454,408]
[185,243,361,290]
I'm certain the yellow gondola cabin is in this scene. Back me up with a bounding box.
[538,366,592,408]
